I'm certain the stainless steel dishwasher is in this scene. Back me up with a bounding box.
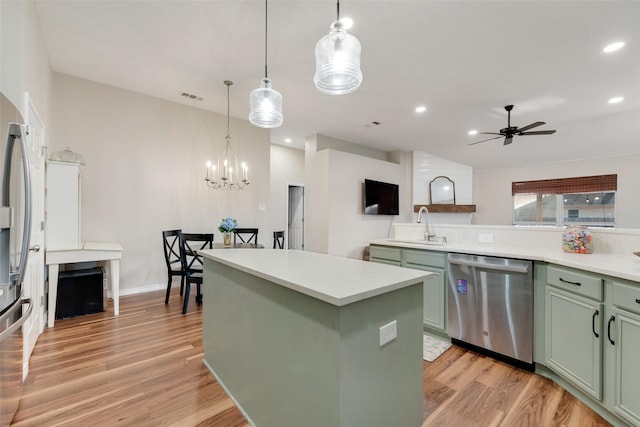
[447,253,533,369]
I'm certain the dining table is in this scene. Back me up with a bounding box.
[212,243,264,249]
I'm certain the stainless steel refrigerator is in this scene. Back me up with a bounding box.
[0,92,33,426]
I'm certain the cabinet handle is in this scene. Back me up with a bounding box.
[559,277,581,286]
[635,298,640,304]
[592,309,599,338]
[607,315,616,346]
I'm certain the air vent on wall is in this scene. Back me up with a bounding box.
[364,121,382,128]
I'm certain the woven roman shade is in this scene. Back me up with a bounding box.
[512,174,617,196]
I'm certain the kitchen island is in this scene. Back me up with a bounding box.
[199,249,431,427]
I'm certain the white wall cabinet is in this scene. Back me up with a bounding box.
[45,161,81,249]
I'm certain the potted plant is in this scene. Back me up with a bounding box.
[218,217,237,247]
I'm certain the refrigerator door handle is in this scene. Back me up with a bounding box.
[2,123,32,287]
[0,298,32,342]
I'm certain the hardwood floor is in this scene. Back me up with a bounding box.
[13,290,610,426]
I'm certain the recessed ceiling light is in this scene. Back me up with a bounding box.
[608,96,624,104]
[603,41,625,53]
[415,105,427,113]
[284,138,292,143]
[340,17,353,29]
[468,130,478,136]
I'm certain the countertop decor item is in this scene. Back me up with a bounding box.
[218,218,237,247]
[562,226,593,254]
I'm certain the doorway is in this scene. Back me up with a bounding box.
[287,185,304,250]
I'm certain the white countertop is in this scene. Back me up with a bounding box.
[370,239,640,283]
[200,249,431,306]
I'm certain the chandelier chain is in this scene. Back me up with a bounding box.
[264,0,268,79]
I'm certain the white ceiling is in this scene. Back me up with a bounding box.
[35,0,640,170]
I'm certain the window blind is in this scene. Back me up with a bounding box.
[512,174,617,196]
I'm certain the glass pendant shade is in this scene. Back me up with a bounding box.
[314,21,362,95]
[249,78,283,128]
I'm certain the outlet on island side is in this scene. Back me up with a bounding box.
[379,320,397,347]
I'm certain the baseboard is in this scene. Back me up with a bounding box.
[105,282,169,298]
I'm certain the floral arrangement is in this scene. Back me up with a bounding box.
[218,217,237,233]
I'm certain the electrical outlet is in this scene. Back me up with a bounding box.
[478,233,494,243]
[379,320,397,347]
[258,203,266,211]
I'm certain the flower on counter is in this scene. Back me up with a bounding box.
[218,217,238,233]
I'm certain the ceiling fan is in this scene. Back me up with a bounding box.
[470,105,556,146]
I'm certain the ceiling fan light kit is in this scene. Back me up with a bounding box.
[314,0,363,95]
[470,104,556,146]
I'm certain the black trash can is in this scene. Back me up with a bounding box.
[55,267,104,319]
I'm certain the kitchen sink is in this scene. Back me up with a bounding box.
[391,238,447,246]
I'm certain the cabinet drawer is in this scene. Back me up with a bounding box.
[369,246,402,262]
[612,281,640,314]
[547,265,603,301]
[404,249,446,268]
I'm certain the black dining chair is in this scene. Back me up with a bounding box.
[162,229,184,304]
[179,233,214,314]
[234,228,259,245]
[273,231,284,249]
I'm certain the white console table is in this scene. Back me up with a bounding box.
[46,241,123,327]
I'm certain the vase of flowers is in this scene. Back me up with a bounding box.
[218,217,237,247]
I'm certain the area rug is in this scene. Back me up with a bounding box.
[423,334,452,362]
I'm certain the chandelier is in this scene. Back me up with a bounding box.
[205,80,249,190]
[314,0,363,95]
[248,0,283,128]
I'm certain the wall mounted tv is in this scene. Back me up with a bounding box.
[364,179,399,215]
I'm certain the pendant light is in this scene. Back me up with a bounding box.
[205,80,249,190]
[314,0,362,95]
[249,0,283,128]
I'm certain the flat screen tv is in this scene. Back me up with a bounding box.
[364,179,399,215]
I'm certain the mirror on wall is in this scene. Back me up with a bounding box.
[429,176,456,205]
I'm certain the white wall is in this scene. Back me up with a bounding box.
[413,151,474,224]
[0,0,52,127]
[51,73,271,293]
[269,144,305,239]
[305,134,410,259]
[474,153,640,228]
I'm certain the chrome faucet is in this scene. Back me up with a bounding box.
[417,206,436,241]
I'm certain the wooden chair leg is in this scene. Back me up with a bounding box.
[182,282,190,314]
[165,275,172,304]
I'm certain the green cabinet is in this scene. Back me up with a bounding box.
[545,265,603,400]
[608,280,640,425]
[370,245,447,334]
[545,286,603,400]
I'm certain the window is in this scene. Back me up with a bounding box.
[512,175,616,227]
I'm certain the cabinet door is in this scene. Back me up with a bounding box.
[545,286,602,400]
[406,263,446,332]
[612,310,640,425]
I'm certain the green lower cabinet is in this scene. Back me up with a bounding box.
[611,309,640,425]
[545,286,603,400]
[406,263,446,331]
[370,245,447,334]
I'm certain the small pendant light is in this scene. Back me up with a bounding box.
[249,0,283,128]
[314,0,363,95]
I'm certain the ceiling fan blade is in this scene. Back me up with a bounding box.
[479,132,503,136]
[503,135,514,145]
[519,130,556,135]
[468,136,502,146]
[517,121,545,132]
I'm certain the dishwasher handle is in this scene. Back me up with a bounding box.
[448,256,530,274]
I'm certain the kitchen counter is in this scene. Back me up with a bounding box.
[199,248,430,306]
[200,249,429,427]
[369,239,640,283]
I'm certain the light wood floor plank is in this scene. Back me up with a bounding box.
[13,290,610,426]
